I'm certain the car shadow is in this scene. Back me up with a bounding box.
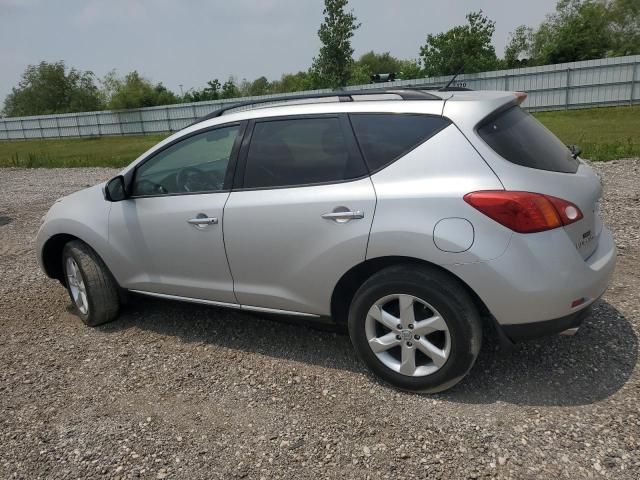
[441,300,638,406]
[100,297,637,407]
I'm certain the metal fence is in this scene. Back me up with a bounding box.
[1,54,638,141]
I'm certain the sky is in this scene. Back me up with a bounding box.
[0,0,558,102]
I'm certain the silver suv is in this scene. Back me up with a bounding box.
[36,89,616,392]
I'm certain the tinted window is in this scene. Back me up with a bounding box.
[133,125,240,196]
[350,114,451,172]
[243,117,366,188]
[478,106,578,173]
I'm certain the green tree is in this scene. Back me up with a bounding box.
[220,78,240,99]
[311,0,361,88]
[3,61,103,116]
[183,79,222,102]
[107,71,178,110]
[348,52,424,85]
[503,25,534,68]
[608,0,640,56]
[529,0,611,64]
[271,71,313,94]
[420,11,499,77]
[247,76,271,96]
[397,59,424,80]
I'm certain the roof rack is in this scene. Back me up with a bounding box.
[187,88,441,127]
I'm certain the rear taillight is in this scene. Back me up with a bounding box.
[464,191,583,234]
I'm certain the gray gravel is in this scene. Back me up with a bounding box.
[0,161,639,479]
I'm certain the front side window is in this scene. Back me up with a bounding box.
[133,125,240,196]
[350,114,451,172]
[243,117,366,189]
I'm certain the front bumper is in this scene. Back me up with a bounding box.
[449,226,617,327]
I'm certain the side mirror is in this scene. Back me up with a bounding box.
[103,175,127,202]
[567,144,582,159]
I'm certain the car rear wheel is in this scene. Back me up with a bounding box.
[62,240,120,327]
[348,265,482,393]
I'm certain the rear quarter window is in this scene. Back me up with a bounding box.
[349,114,451,172]
[477,106,578,173]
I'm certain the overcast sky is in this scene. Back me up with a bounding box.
[0,0,558,102]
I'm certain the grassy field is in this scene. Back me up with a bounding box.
[0,105,638,168]
[533,105,639,161]
[0,134,167,168]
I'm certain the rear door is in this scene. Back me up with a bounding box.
[476,105,602,259]
[223,114,376,315]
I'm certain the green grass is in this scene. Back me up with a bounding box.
[0,104,638,167]
[0,134,167,168]
[533,105,640,161]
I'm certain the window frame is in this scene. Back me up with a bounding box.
[232,113,369,191]
[129,120,247,199]
[347,112,452,175]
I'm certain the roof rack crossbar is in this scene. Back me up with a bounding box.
[187,88,441,127]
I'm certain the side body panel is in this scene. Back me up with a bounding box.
[367,124,510,265]
[107,192,236,303]
[223,177,377,315]
[36,185,113,273]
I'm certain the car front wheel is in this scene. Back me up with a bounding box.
[62,240,120,327]
[348,265,482,393]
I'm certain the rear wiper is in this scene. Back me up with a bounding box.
[567,144,582,159]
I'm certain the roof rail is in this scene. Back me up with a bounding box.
[187,88,441,127]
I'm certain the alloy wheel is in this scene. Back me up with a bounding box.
[365,294,451,377]
[65,257,89,314]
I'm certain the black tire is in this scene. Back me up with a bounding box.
[348,264,482,393]
[62,240,120,327]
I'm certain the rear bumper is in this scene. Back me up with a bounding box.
[448,226,616,327]
[501,305,591,341]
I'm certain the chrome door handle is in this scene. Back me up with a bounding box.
[321,210,365,221]
[187,214,218,226]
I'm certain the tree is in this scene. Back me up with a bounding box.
[503,25,534,68]
[420,11,499,77]
[529,0,611,64]
[247,76,271,96]
[349,52,424,84]
[182,79,222,102]
[513,0,639,66]
[311,0,361,88]
[220,78,240,99]
[107,71,178,109]
[271,71,313,94]
[3,61,103,117]
[608,0,640,56]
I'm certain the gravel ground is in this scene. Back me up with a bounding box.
[0,161,639,479]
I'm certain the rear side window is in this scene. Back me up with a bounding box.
[477,106,578,173]
[349,114,451,172]
[243,117,366,189]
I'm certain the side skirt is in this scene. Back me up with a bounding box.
[128,289,320,318]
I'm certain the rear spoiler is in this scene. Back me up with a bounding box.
[514,92,528,105]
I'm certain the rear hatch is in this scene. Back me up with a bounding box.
[476,105,602,259]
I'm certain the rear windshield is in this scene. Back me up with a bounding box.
[477,106,579,173]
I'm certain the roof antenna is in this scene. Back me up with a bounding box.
[439,63,465,91]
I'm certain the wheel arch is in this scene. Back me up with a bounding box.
[41,234,116,286]
[330,256,491,325]
[41,233,82,282]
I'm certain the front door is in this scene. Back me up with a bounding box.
[223,115,376,315]
[108,123,243,303]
